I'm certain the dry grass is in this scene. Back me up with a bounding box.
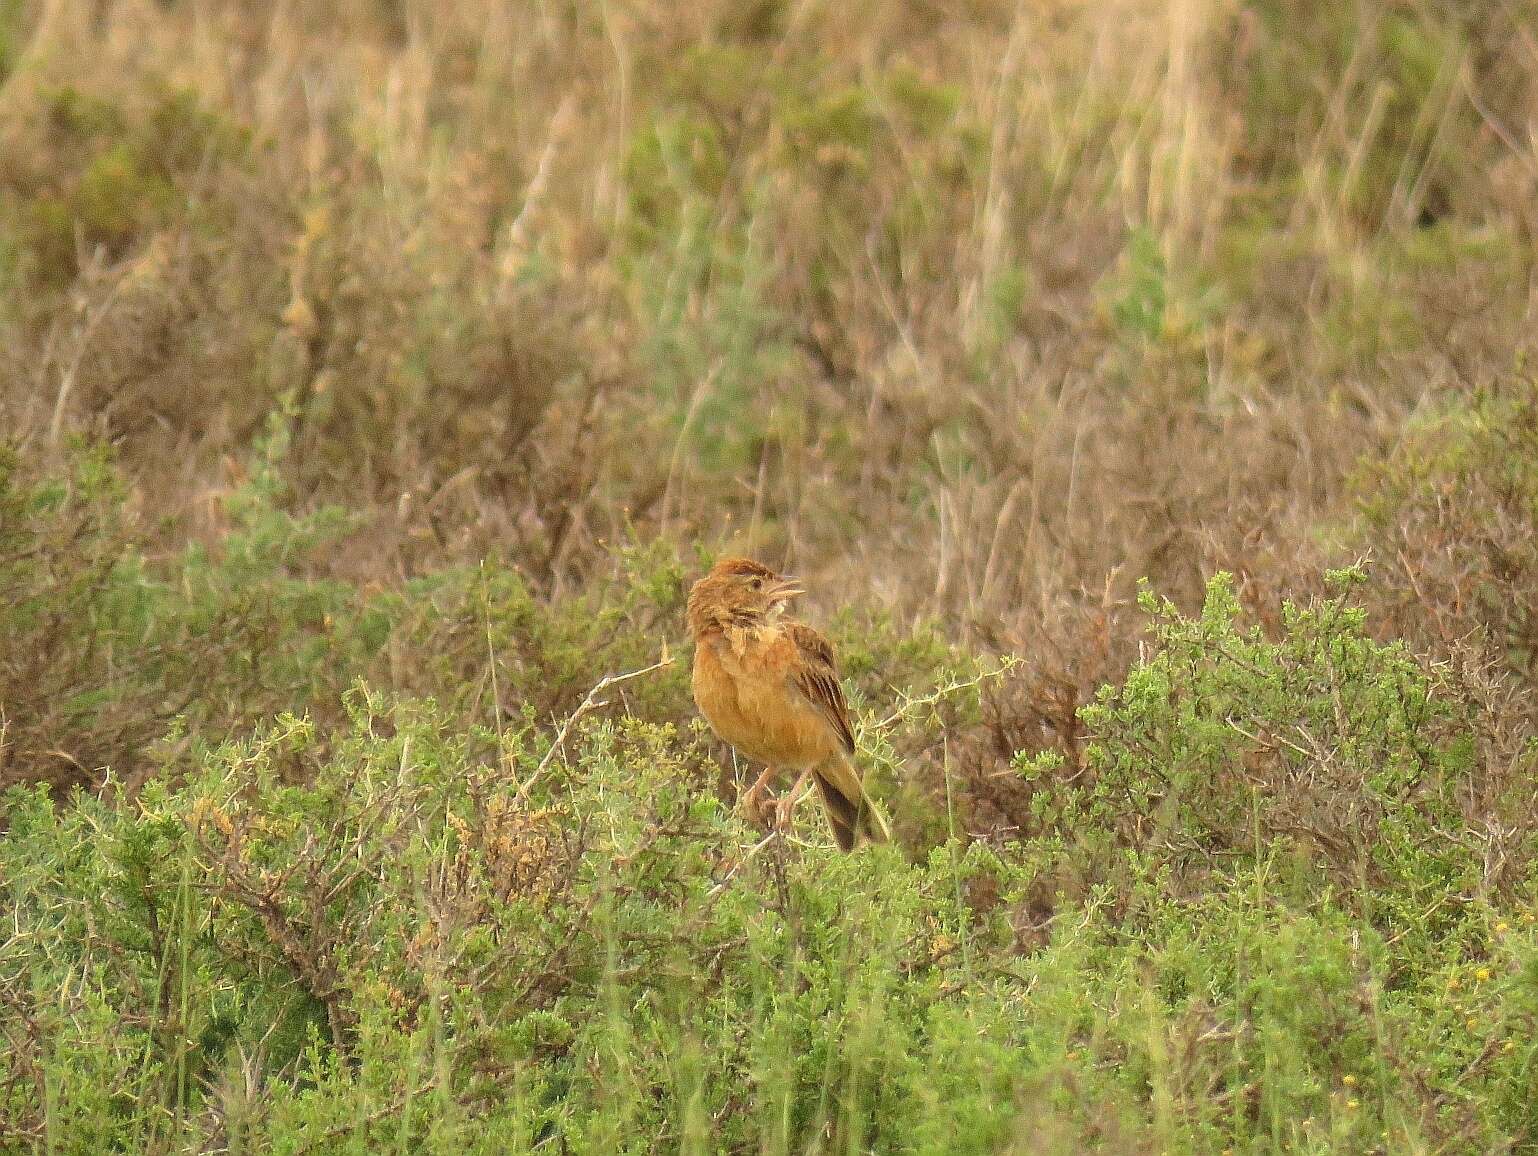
[1,0,1536,821]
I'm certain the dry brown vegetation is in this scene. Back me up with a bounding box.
[7,0,1536,830]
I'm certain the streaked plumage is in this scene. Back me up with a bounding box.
[687,557,889,850]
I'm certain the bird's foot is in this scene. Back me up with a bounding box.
[771,771,814,833]
[742,792,776,828]
[738,790,772,827]
[772,793,798,832]
[737,766,779,825]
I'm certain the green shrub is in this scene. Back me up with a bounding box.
[19,84,248,284]
[6,688,1534,1151]
[1222,1,1471,225]
[0,427,376,796]
[376,538,691,731]
[1021,572,1537,951]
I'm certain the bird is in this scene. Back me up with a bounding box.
[686,557,890,851]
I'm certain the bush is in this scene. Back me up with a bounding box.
[15,84,247,285]
[1022,574,1538,942]
[0,427,377,796]
[5,686,1536,1152]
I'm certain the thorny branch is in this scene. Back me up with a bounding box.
[515,655,676,803]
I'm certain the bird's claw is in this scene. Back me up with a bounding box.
[772,792,799,832]
[737,785,773,827]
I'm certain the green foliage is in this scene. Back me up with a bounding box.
[6,691,1535,1151]
[3,459,1535,1149]
[1106,227,1168,342]
[1227,0,1470,224]
[21,433,1535,1149]
[625,157,797,477]
[622,111,731,252]
[0,0,26,82]
[1025,574,1535,950]
[380,540,690,730]
[0,433,372,795]
[1099,229,1225,377]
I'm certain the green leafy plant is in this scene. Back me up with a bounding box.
[1023,572,1537,950]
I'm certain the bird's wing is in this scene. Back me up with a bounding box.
[786,621,857,755]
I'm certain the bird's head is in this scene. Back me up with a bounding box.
[686,557,805,636]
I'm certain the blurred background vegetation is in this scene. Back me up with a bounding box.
[2,0,1538,1151]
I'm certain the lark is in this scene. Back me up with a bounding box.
[686,557,890,850]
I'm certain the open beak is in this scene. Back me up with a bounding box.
[768,574,805,602]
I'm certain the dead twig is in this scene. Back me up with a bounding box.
[514,655,675,803]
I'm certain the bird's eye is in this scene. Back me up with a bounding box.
[748,576,763,590]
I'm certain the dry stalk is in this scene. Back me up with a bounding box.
[514,654,676,804]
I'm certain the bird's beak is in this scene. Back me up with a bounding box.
[768,575,805,602]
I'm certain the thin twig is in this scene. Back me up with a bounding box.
[869,655,1020,732]
[513,656,675,803]
[49,271,128,447]
[705,830,781,900]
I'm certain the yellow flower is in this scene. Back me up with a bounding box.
[1346,1098,1360,1111]
[1446,977,1461,992]
[1342,1074,1357,1088]
[1503,1039,1517,1054]
[1476,967,1492,982]
[1495,921,1510,934]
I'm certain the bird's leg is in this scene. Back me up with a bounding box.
[739,765,778,822]
[774,768,815,832]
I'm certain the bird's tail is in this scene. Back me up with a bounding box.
[813,752,891,851]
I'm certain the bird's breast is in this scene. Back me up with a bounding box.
[691,633,834,769]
